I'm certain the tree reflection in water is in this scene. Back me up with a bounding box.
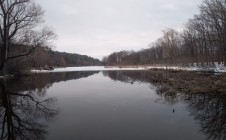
[0,82,58,140]
[103,70,226,140]
[0,71,99,139]
[184,93,226,140]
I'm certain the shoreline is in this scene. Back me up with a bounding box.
[105,70,226,95]
[2,64,226,76]
[30,65,226,73]
[105,64,226,73]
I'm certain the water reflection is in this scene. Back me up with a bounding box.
[1,70,225,140]
[0,82,57,140]
[184,93,226,140]
[9,71,100,92]
[0,71,99,139]
[103,70,226,140]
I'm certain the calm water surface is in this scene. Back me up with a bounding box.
[0,71,225,140]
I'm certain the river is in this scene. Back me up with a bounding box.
[0,70,225,140]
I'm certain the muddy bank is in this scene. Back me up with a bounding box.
[149,70,226,95]
[103,69,226,95]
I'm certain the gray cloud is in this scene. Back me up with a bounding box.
[38,0,203,60]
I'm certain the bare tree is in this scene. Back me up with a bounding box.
[103,0,226,67]
[0,0,56,75]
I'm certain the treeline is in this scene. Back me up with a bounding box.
[7,47,102,73]
[103,0,226,67]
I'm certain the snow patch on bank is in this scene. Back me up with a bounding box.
[31,64,226,73]
[145,63,226,73]
[31,66,146,73]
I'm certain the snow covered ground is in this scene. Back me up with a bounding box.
[31,64,226,73]
[31,66,146,73]
[145,63,226,73]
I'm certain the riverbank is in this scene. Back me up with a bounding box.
[30,63,226,73]
[31,66,147,73]
[105,63,226,73]
[151,70,226,95]
[104,70,226,95]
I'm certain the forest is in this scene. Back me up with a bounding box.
[6,47,102,73]
[0,0,101,75]
[103,0,226,67]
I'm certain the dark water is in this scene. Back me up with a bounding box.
[0,71,226,140]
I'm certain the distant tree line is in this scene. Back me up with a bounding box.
[0,0,102,75]
[104,0,226,67]
[6,47,102,73]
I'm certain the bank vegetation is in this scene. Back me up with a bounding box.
[104,0,226,68]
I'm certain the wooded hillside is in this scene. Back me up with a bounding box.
[7,47,102,73]
[103,0,226,67]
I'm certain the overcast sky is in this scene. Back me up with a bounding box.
[38,0,203,60]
